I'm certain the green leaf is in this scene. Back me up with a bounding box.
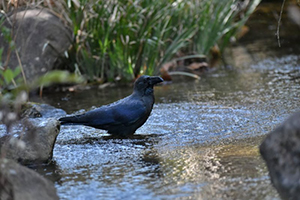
[13,67,21,78]
[3,69,14,84]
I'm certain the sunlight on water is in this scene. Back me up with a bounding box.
[36,55,300,200]
[34,2,300,197]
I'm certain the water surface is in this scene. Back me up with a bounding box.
[37,2,300,199]
[36,54,300,200]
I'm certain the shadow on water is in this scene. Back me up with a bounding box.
[27,161,62,184]
[31,1,300,199]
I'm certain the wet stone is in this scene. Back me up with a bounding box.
[0,118,60,164]
[0,158,59,200]
[22,103,66,118]
[260,111,300,200]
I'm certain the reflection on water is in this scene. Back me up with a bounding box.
[155,141,274,199]
[40,54,300,200]
[33,2,300,199]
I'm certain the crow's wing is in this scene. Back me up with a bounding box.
[60,97,147,128]
[90,99,147,126]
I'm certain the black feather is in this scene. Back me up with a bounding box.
[59,75,163,137]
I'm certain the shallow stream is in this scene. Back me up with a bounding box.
[36,2,300,200]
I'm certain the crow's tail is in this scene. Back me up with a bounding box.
[59,115,87,125]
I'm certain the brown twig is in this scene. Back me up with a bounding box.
[276,0,286,47]
[15,49,27,86]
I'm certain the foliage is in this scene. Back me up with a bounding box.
[67,0,195,81]
[0,47,82,101]
[66,0,260,82]
[0,0,261,83]
[0,66,22,88]
[190,0,261,55]
[0,22,23,93]
[0,68,83,101]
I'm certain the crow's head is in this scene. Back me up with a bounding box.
[134,75,164,95]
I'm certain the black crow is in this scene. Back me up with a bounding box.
[59,75,163,137]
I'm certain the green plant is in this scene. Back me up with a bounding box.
[0,45,23,94]
[68,0,198,81]
[0,15,25,93]
[66,0,260,82]
[0,65,22,89]
[2,0,260,83]
[190,0,261,55]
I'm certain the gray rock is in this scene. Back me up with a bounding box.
[0,118,60,163]
[260,112,300,200]
[0,158,59,200]
[0,8,72,80]
[22,102,66,118]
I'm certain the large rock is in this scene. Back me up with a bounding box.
[0,158,59,200]
[22,102,67,118]
[0,8,72,80]
[260,112,300,200]
[0,118,60,163]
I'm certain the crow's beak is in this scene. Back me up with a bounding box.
[150,76,164,86]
